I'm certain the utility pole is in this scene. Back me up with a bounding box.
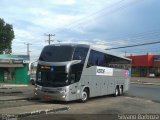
[125,51,127,57]
[57,40,62,44]
[24,43,32,56]
[45,34,55,45]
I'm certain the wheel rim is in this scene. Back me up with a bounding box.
[119,87,122,95]
[82,91,87,101]
[115,88,118,96]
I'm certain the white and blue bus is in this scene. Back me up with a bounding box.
[34,44,131,102]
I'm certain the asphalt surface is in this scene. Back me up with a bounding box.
[0,85,35,101]
[0,99,40,109]
[21,83,160,120]
[127,84,160,102]
[19,95,160,120]
[1,84,159,109]
[0,77,160,120]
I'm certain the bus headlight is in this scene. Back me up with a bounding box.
[34,91,38,95]
[35,87,38,91]
[58,87,69,94]
[62,95,66,98]
[35,85,42,91]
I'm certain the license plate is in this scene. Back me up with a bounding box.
[43,95,52,101]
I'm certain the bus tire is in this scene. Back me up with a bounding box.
[80,89,89,102]
[119,86,123,96]
[114,86,119,97]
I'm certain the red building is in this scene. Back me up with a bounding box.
[128,54,160,77]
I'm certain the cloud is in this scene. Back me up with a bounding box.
[49,0,76,5]
[0,0,160,60]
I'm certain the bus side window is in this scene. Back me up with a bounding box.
[87,50,107,67]
[87,50,94,68]
[73,47,89,63]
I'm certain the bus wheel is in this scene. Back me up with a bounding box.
[119,86,123,96]
[80,89,89,102]
[114,87,119,97]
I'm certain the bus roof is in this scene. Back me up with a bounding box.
[46,43,131,61]
[45,43,90,48]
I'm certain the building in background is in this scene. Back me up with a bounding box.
[128,53,160,77]
[0,55,30,84]
[154,55,160,77]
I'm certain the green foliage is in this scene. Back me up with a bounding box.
[0,18,15,54]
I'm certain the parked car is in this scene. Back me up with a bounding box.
[149,73,155,78]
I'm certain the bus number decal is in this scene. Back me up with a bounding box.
[96,66,113,76]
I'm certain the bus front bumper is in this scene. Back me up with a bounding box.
[34,86,69,101]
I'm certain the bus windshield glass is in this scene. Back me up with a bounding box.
[36,65,69,87]
[39,45,74,62]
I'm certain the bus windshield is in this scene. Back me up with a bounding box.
[39,45,74,62]
[36,65,69,87]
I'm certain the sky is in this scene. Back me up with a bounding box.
[0,0,160,61]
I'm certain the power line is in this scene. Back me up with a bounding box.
[45,34,55,45]
[56,35,160,49]
[63,0,143,31]
[106,40,160,50]
[125,46,160,53]
[122,47,160,56]
[13,29,160,47]
[66,0,126,29]
[52,0,141,33]
[106,37,160,47]
[50,0,125,33]
[106,30,160,45]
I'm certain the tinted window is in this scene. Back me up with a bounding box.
[106,55,131,70]
[39,45,74,62]
[70,47,89,83]
[87,50,131,70]
[87,50,106,67]
[36,65,68,87]
[73,47,89,63]
[69,63,84,83]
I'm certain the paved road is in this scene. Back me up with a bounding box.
[1,83,160,120]
[21,95,160,120]
[19,84,160,120]
[127,84,160,102]
[0,99,42,109]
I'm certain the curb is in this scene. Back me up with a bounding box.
[0,106,69,119]
[0,91,23,94]
[0,96,39,102]
[0,84,29,88]
[0,98,29,102]
[0,97,28,102]
[130,82,160,86]
[18,106,69,118]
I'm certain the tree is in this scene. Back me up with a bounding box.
[0,18,15,54]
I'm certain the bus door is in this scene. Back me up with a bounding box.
[68,64,82,100]
[68,82,78,100]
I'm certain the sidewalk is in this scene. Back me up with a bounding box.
[0,104,69,119]
[0,85,69,119]
[130,77,160,85]
[0,85,35,101]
